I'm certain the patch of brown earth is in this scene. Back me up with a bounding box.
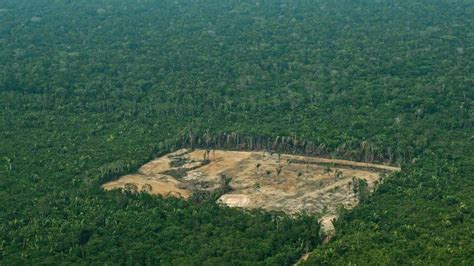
[103,149,400,236]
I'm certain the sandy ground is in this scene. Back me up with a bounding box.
[102,149,400,238]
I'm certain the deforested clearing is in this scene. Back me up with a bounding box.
[103,148,400,234]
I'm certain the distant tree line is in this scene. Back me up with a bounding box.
[170,131,403,165]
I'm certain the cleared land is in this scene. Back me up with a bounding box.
[103,149,400,235]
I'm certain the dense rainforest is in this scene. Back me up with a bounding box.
[0,0,473,264]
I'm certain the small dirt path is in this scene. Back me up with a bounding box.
[294,214,337,265]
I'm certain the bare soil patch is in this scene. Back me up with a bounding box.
[102,149,400,236]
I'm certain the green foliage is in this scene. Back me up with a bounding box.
[0,0,472,264]
[305,158,474,265]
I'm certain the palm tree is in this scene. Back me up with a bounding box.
[276,165,282,177]
[334,169,343,181]
[352,179,358,197]
[255,163,261,175]
[219,174,232,193]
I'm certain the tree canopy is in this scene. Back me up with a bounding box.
[0,0,472,264]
